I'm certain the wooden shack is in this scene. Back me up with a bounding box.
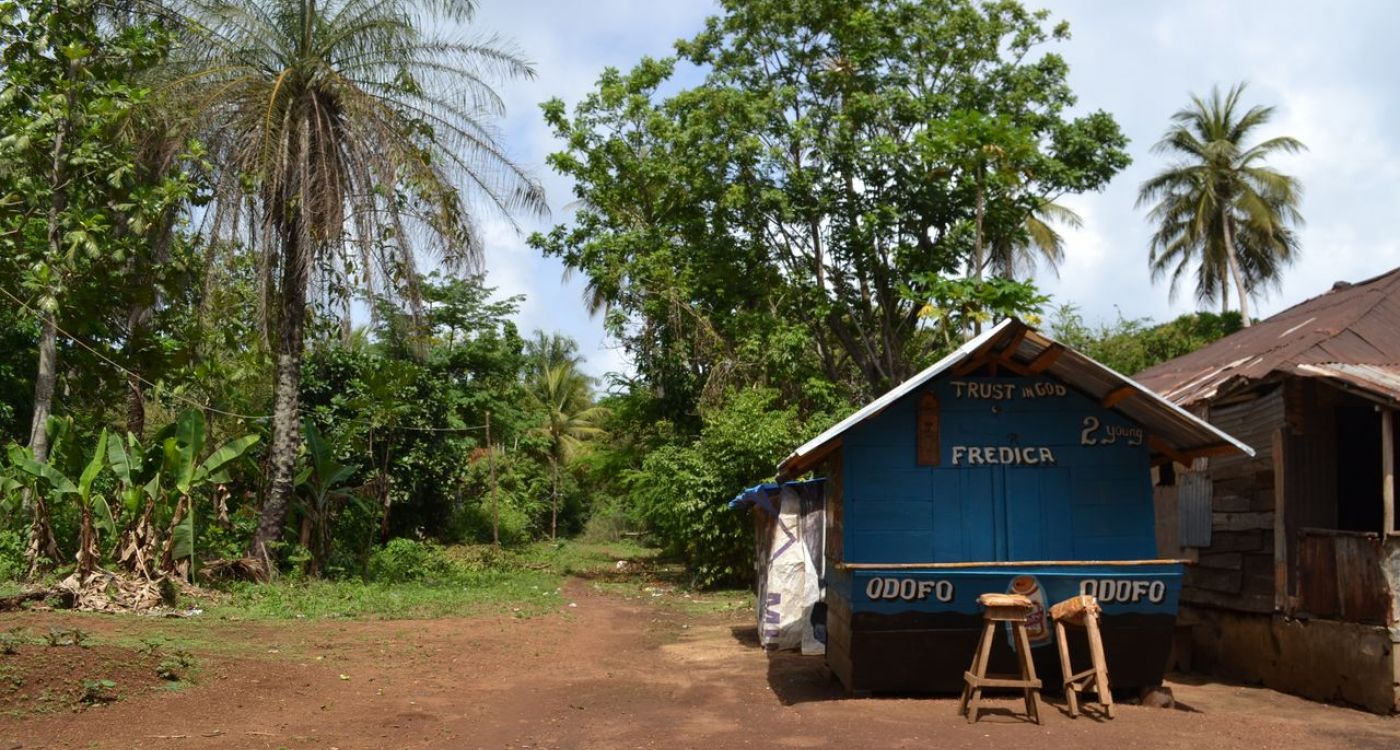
[775,318,1252,694]
[1136,268,1400,713]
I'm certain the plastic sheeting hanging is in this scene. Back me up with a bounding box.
[734,479,825,654]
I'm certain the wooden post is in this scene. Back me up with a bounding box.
[1272,428,1288,611]
[1382,409,1394,536]
[916,392,940,466]
[486,410,499,547]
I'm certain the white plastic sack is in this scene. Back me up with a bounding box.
[758,486,824,654]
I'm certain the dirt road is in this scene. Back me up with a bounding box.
[4,579,1398,749]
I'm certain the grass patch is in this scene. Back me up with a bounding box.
[188,541,669,621]
[0,540,737,624]
[511,539,657,576]
[204,567,564,620]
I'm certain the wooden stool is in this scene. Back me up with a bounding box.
[957,593,1042,724]
[1050,594,1113,719]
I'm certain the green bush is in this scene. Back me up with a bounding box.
[447,448,550,546]
[579,495,642,543]
[0,530,25,582]
[628,388,833,588]
[367,538,457,583]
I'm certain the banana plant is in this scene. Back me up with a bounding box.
[7,444,64,575]
[9,428,112,577]
[161,413,260,578]
[293,419,358,577]
[106,410,260,580]
[106,427,168,578]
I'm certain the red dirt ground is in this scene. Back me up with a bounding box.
[3,580,1398,749]
[1,640,168,714]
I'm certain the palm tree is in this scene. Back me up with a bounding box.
[1137,83,1305,325]
[525,330,582,380]
[164,0,546,563]
[527,362,606,541]
[984,197,1083,280]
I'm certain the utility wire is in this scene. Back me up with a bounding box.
[0,284,491,435]
[0,284,271,421]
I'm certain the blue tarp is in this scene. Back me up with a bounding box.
[728,478,827,516]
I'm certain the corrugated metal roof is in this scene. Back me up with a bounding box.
[1295,363,1400,406]
[1134,267,1400,405]
[776,318,1253,478]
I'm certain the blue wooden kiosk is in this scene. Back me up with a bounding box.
[773,318,1253,694]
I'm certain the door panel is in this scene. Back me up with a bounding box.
[1004,467,1072,561]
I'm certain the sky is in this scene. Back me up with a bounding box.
[466,0,1400,380]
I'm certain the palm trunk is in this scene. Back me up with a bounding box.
[1222,214,1252,327]
[122,209,175,440]
[126,369,145,439]
[125,295,147,439]
[252,227,310,567]
[551,457,559,542]
[28,318,58,462]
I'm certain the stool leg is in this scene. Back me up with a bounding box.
[1055,620,1079,718]
[958,622,983,714]
[1013,623,1042,725]
[1085,613,1113,719]
[963,620,997,723]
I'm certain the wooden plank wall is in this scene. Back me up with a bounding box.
[1182,386,1284,613]
[825,450,844,566]
[1295,529,1390,624]
[1282,379,1339,596]
[820,452,853,688]
[1152,479,1180,558]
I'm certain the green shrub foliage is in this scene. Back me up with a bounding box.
[367,539,457,583]
[627,390,832,588]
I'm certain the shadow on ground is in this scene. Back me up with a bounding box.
[729,623,1192,720]
[729,624,848,705]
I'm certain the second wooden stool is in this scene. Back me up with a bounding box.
[957,593,1042,724]
[1049,594,1114,719]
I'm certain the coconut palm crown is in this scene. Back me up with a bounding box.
[984,197,1083,280]
[1137,83,1304,325]
[527,362,606,541]
[164,0,546,561]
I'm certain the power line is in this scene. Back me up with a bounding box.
[0,284,271,421]
[0,284,492,435]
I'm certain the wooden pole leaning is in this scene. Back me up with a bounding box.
[1050,594,1113,719]
[1382,409,1394,536]
[957,593,1042,724]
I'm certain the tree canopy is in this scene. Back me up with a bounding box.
[533,0,1129,421]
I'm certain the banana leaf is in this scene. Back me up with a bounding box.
[12,452,77,497]
[173,411,205,494]
[170,504,195,566]
[78,429,108,503]
[195,434,260,484]
[107,431,139,486]
[93,494,117,541]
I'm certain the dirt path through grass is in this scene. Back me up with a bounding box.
[4,578,1399,749]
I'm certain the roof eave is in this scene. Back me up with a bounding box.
[777,318,1255,479]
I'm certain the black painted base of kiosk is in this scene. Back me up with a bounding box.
[837,611,1175,695]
